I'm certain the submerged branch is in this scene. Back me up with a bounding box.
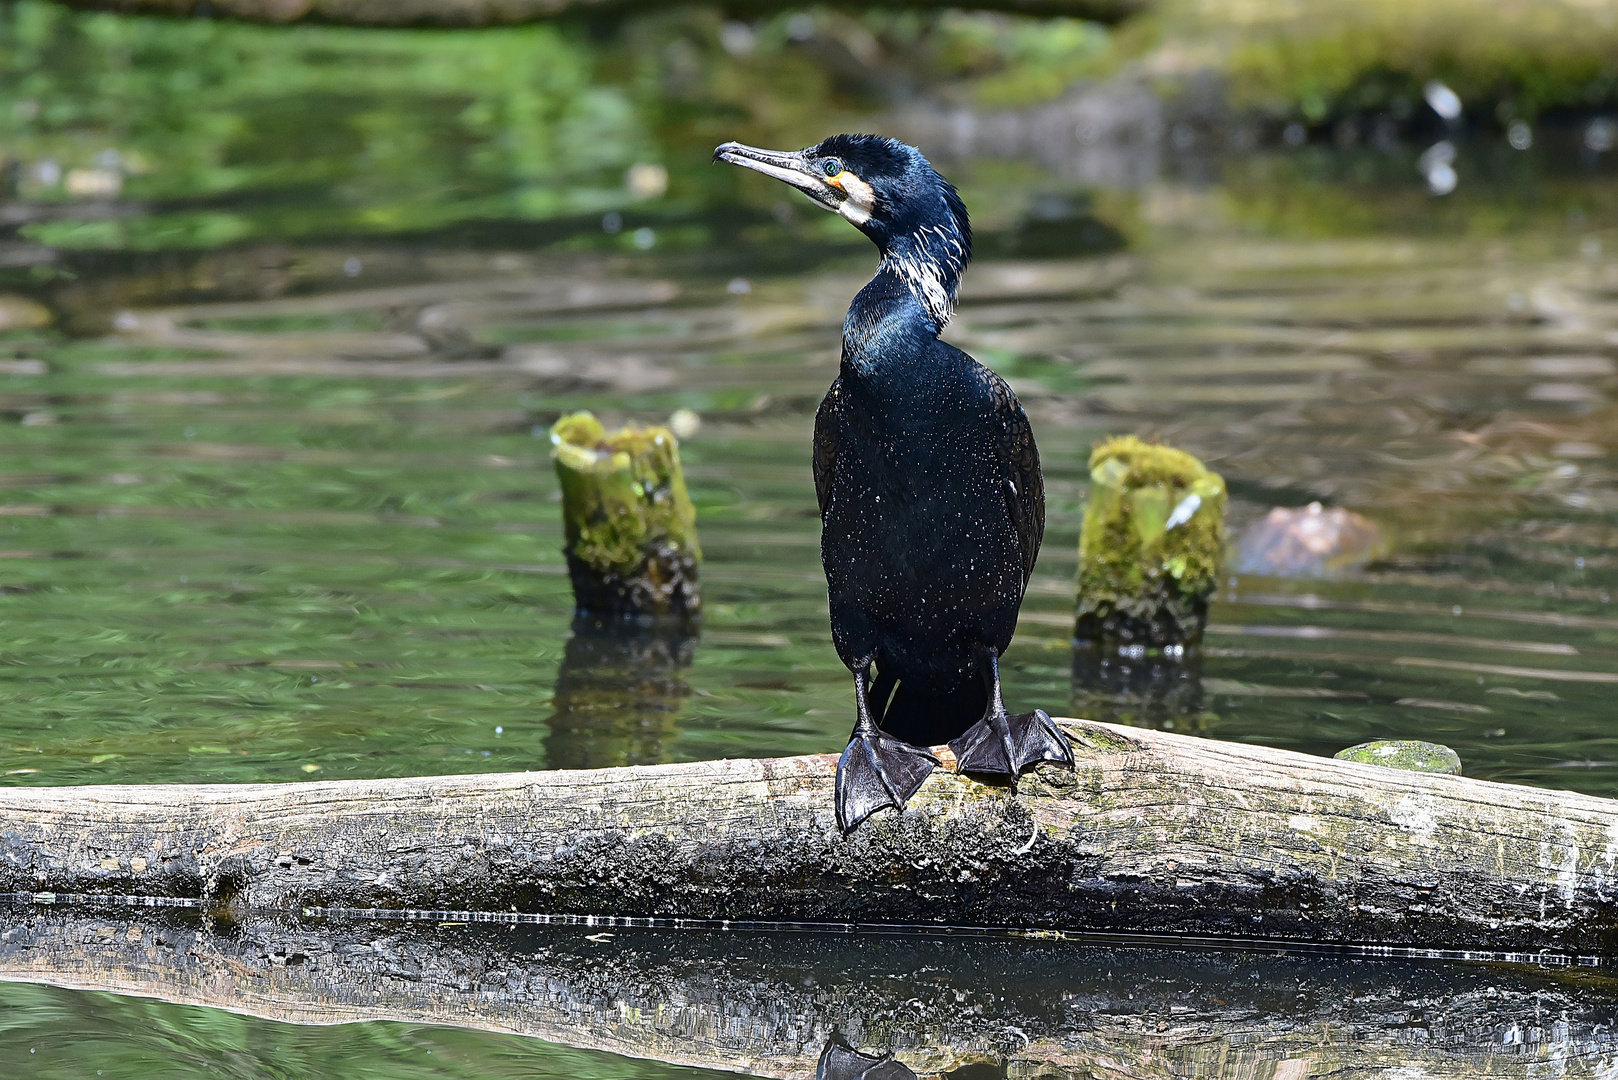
[1,718,1616,957]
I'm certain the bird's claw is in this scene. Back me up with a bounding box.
[835,729,939,832]
[949,707,1073,779]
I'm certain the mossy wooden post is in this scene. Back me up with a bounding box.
[1075,435,1225,650]
[550,412,700,621]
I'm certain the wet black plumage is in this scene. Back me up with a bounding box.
[715,134,1072,830]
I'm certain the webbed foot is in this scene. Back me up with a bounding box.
[836,728,939,832]
[949,706,1072,778]
[948,645,1074,779]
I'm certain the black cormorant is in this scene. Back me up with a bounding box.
[715,134,1073,830]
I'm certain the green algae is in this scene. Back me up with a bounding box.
[1076,435,1226,649]
[1336,739,1463,775]
[550,412,700,621]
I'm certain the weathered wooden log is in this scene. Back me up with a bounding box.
[2,718,1617,957]
[52,0,1152,27]
[0,908,1611,1078]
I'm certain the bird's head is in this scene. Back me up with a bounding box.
[714,134,971,325]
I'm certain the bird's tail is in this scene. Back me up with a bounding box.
[871,666,987,748]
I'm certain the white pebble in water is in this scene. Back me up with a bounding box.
[1586,118,1616,153]
[625,162,668,199]
[1423,80,1463,122]
[1426,163,1458,195]
[719,21,756,56]
[669,408,701,440]
[1419,141,1458,195]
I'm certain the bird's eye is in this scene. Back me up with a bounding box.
[821,159,843,177]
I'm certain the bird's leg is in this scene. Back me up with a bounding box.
[948,645,1074,779]
[835,663,939,832]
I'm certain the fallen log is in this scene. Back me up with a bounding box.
[0,908,1611,1078]
[2,718,1617,957]
[53,0,1151,28]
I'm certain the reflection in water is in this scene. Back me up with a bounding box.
[817,1035,920,1080]
[0,909,1614,1078]
[1071,644,1207,731]
[544,616,697,770]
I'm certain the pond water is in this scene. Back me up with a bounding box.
[2,3,1618,1077]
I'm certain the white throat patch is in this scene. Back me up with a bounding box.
[885,222,966,329]
[888,251,954,328]
[835,171,875,226]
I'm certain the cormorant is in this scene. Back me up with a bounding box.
[715,134,1073,830]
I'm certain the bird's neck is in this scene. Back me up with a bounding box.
[877,227,967,333]
[839,228,968,379]
[841,265,943,380]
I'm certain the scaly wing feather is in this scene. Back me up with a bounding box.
[812,379,844,517]
[988,370,1044,590]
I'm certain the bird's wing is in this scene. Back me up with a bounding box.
[990,371,1045,589]
[812,379,843,517]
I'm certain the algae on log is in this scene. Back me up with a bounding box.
[0,911,1611,1079]
[1337,738,1463,776]
[2,718,1618,956]
[550,411,700,621]
[1076,435,1226,649]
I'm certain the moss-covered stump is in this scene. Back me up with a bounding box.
[1075,435,1226,650]
[550,412,700,621]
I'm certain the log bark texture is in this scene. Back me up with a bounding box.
[2,718,1618,956]
[53,0,1152,27]
[0,909,1612,1078]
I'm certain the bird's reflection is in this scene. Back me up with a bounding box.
[544,614,697,770]
[817,1035,919,1080]
[817,1034,1006,1080]
[1071,642,1208,732]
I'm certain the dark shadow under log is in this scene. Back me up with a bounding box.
[0,908,1614,1078]
[2,719,1618,957]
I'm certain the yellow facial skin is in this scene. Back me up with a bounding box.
[828,170,875,226]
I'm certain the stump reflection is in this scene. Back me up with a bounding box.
[544,615,697,770]
[1071,643,1208,732]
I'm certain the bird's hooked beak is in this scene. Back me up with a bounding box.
[713,141,842,213]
